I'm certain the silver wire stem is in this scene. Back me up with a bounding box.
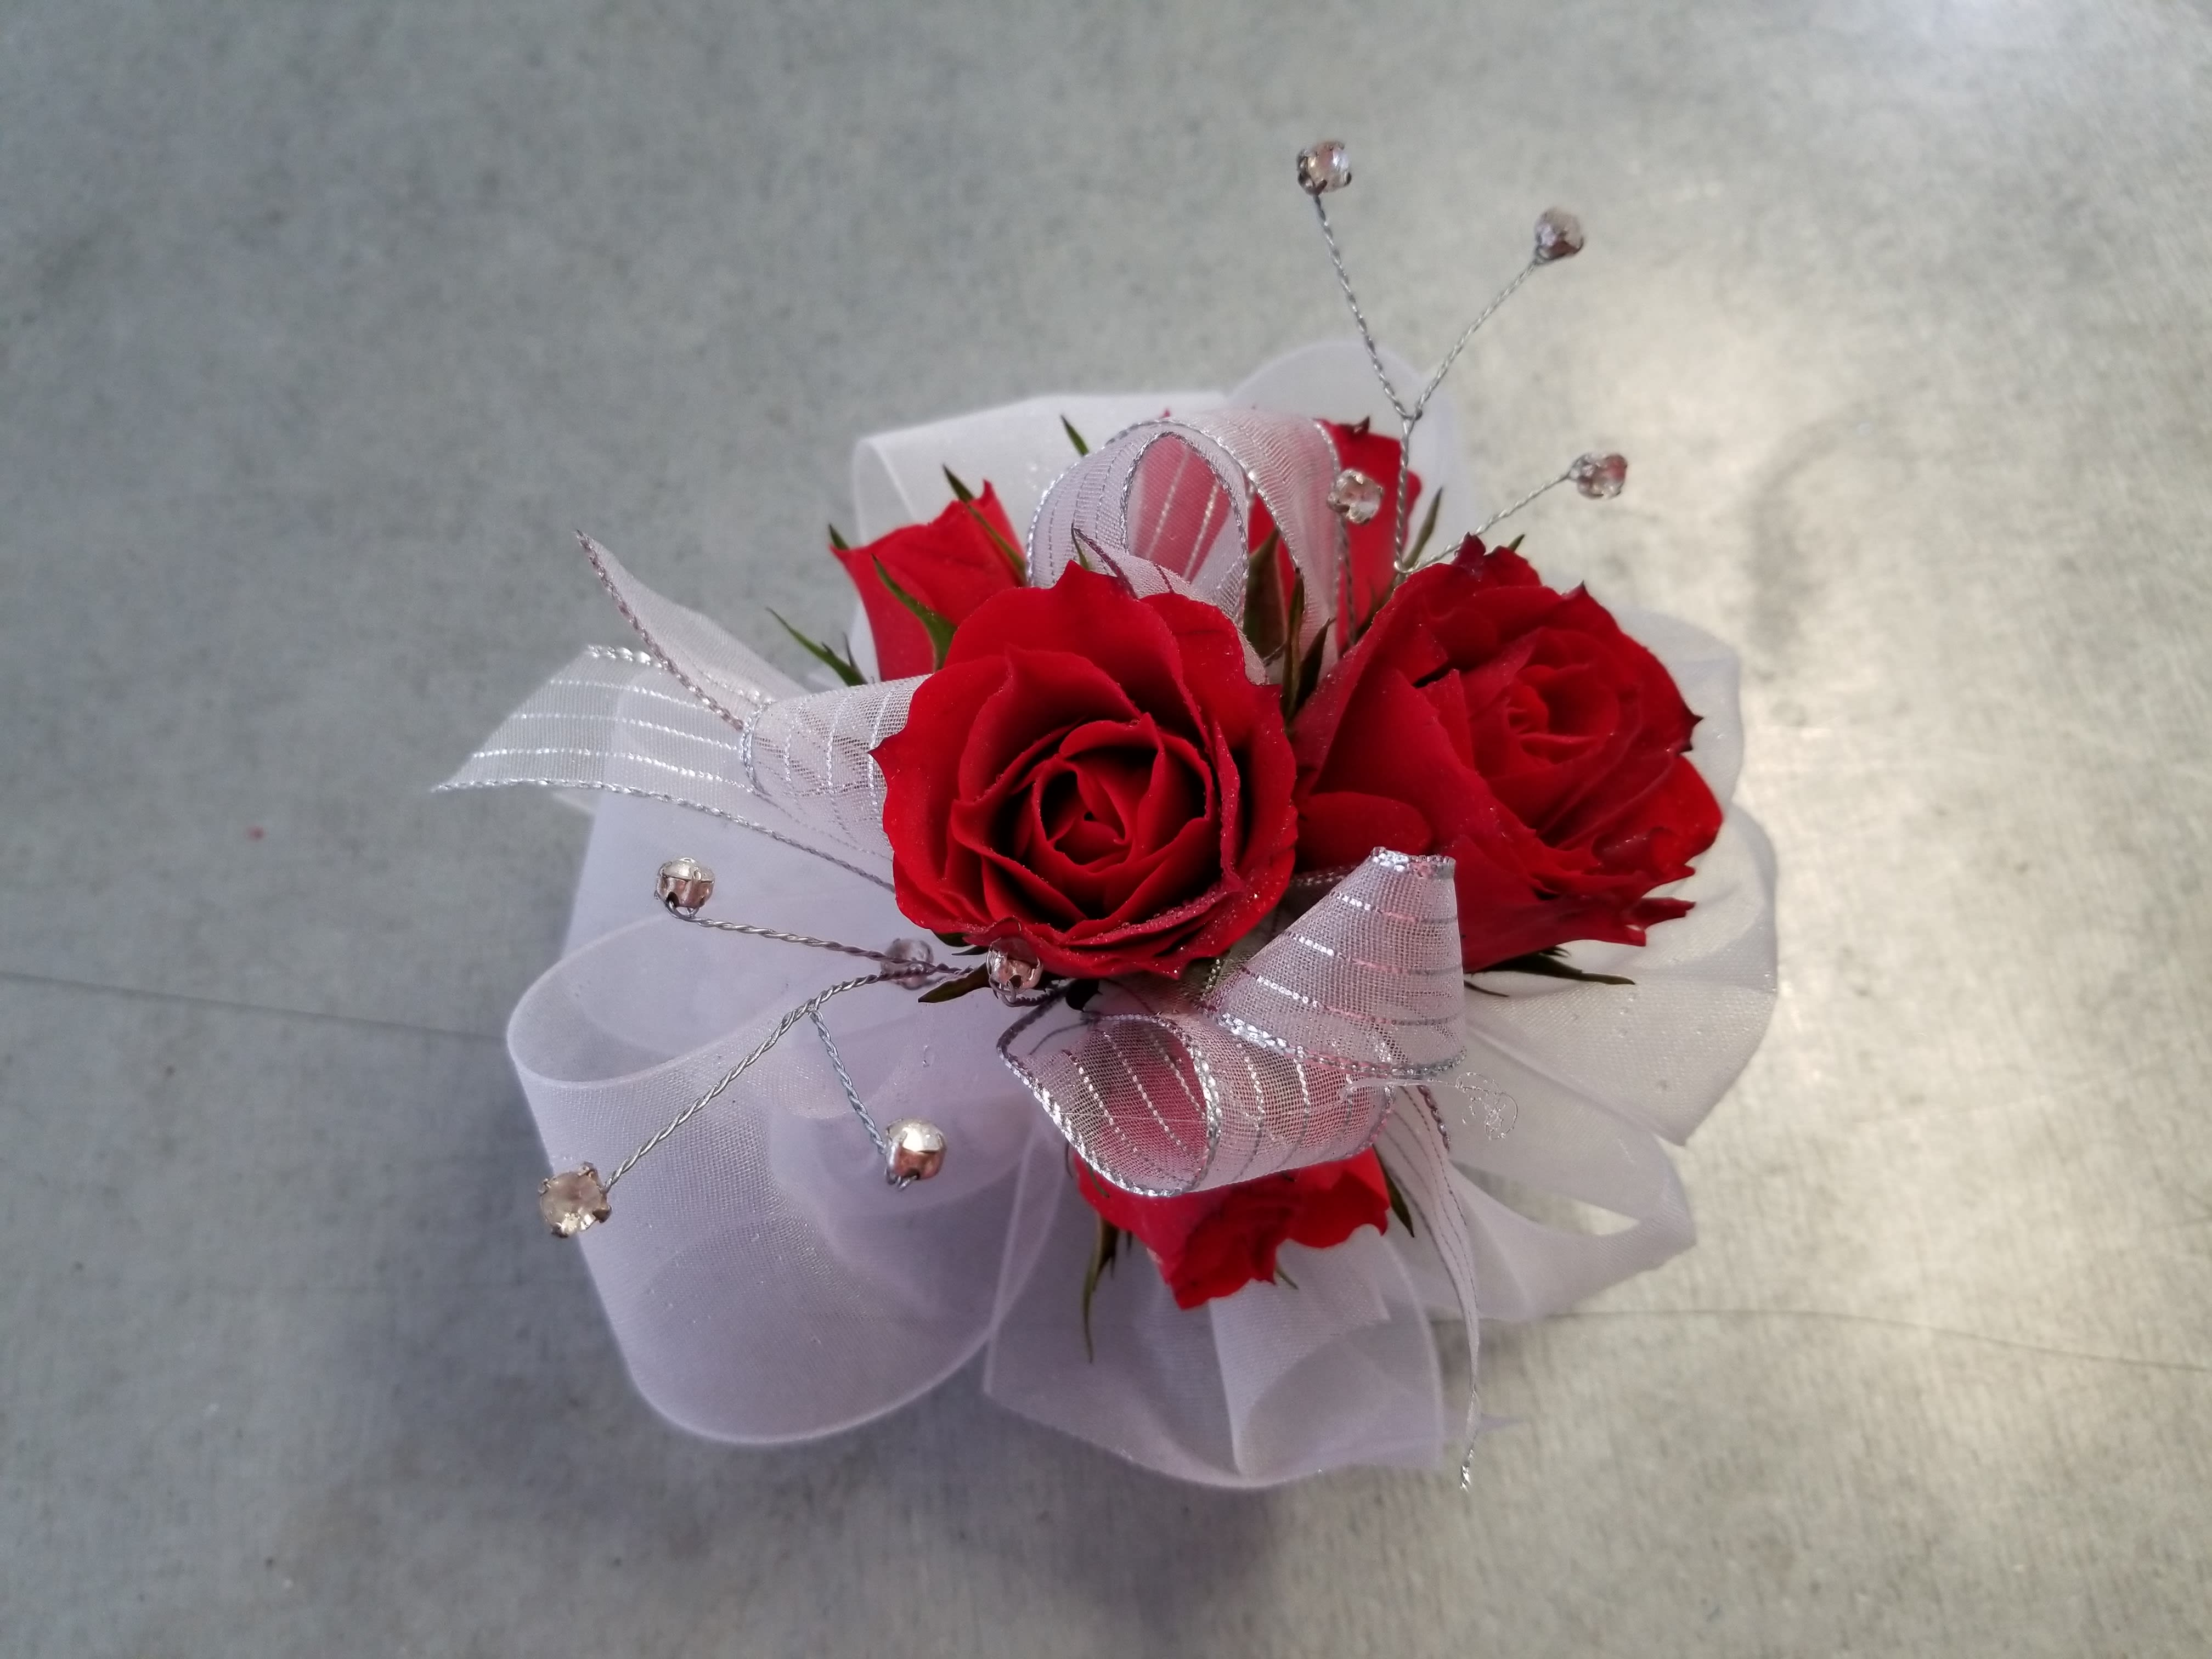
[1469,467,1575,545]
[1313,195,1424,574]
[1389,421,1418,575]
[810,1006,888,1156]
[1312,195,1543,574]
[1413,259,1537,420]
[1312,196,1411,424]
[602,970,893,1189]
[667,907,951,975]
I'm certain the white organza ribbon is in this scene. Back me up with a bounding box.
[441,343,1779,1486]
[1001,848,1464,1198]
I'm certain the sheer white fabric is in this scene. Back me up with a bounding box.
[456,342,1778,1485]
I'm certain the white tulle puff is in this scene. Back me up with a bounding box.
[471,343,1778,1487]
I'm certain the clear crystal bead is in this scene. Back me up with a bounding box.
[986,943,1045,996]
[884,1120,947,1185]
[882,937,937,989]
[1297,140,1352,195]
[656,856,714,914]
[1533,208,1584,263]
[539,1165,611,1237]
[1569,453,1628,499]
[1327,469,1385,525]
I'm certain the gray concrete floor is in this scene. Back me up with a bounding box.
[5,1,2209,1653]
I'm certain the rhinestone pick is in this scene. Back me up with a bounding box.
[1569,453,1628,499]
[1533,208,1584,263]
[539,1165,611,1237]
[1297,140,1352,195]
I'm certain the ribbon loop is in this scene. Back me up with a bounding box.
[1001,849,1468,1197]
[583,535,791,725]
[1027,409,1345,667]
[1200,849,1464,1077]
[740,677,916,861]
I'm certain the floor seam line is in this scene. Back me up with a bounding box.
[0,967,504,1045]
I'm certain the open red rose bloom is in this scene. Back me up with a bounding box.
[836,435,1720,1308]
[873,563,1298,980]
[1293,539,1723,971]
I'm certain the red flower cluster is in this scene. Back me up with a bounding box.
[834,439,1719,1308]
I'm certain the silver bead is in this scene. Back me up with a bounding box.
[1327,468,1385,526]
[539,1165,611,1237]
[882,937,938,989]
[986,943,1045,996]
[1533,208,1584,263]
[1569,452,1628,499]
[656,855,715,915]
[1297,140,1352,195]
[884,1119,947,1185]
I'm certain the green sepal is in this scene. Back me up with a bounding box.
[1061,415,1090,456]
[1295,628,1327,711]
[873,557,958,670]
[1243,527,1288,661]
[1081,1215,1122,1362]
[1379,1158,1417,1237]
[1405,487,1444,568]
[917,964,991,1003]
[1278,575,1308,718]
[943,466,1026,582]
[1469,947,1634,988]
[1280,596,1329,721]
[828,523,851,552]
[1273,1265,1299,1291]
[768,610,865,687]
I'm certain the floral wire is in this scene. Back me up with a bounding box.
[1471,467,1574,544]
[603,905,966,1182]
[603,970,895,1189]
[1311,196,1411,425]
[810,1006,889,1156]
[1413,259,1538,420]
[666,905,953,974]
[1309,188,1545,573]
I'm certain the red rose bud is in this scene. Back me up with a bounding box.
[1291,542,1722,969]
[1075,1151,1391,1309]
[831,484,1023,680]
[873,565,1298,980]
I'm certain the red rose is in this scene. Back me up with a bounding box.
[1247,421,1421,649]
[1074,1151,1391,1309]
[832,485,1023,679]
[1292,540,1722,969]
[874,564,1297,979]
